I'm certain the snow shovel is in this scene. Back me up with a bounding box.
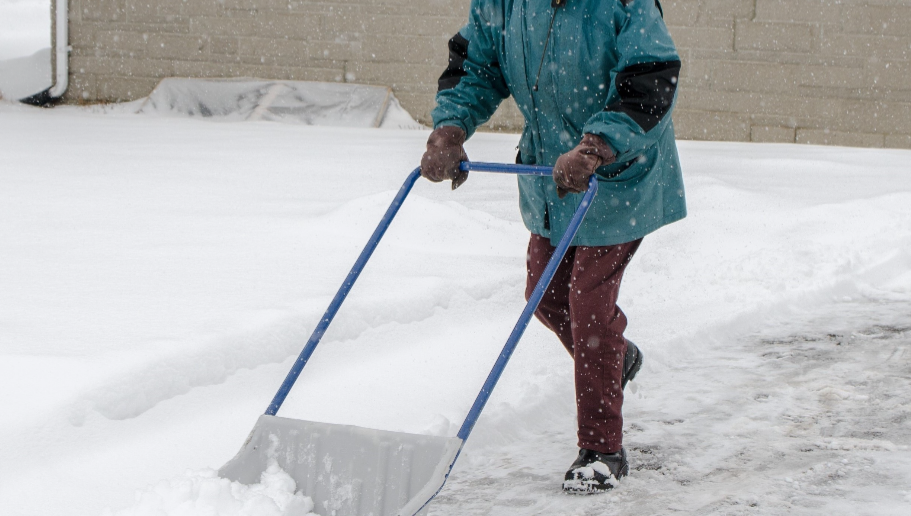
[219,162,598,516]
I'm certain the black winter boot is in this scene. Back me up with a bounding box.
[622,339,643,389]
[562,447,629,494]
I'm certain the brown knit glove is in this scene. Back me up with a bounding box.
[553,134,616,198]
[421,126,470,190]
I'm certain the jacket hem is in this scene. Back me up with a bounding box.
[527,208,687,248]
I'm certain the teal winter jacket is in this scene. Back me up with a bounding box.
[432,0,686,246]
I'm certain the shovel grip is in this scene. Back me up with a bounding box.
[459,161,554,176]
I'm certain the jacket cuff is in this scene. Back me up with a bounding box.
[434,119,472,138]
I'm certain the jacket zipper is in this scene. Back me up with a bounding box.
[532,0,567,92]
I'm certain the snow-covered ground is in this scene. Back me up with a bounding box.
[1,102,910,515]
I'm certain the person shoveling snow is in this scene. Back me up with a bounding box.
[421,0,684,493]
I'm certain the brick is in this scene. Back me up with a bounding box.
[694,16,734,31]
[166,60,346,83]
[751,125,795,143]
[843,6,911,37]
[662,0,701,27]
[93,30,154,53]
[670,26,733,51]
[834,99,911,134]
[695,48,864,68]
[748,114,801,130]
[69,24,98,49]
[735,20,818,53]
[362,34,449,65]
[188,18,262,38]
[80,0,125,22]
[191,16,318,40]
[170,60,252,78]
[238,54,347,72]
[885,134,911,150]
[322,14,463,38]
[677,88,840,124]
[98,76,160,102]
[708,59,870,94]
[800,62,873,90]
[70,55,175,78]
[65,71,98,102]
[305,39,363,61]
[220,0,290,11]
[676,56,712,89]
[796,129,885,149]
[239,37,312,62]
[708,60,796,94]
[799,85,911,106]
[861,60,911,91]
[124,0,218,24]
[211,37,239,55]
[820,33,911,61]
[144,34,210,60]
[673,110,751,141]
[754,0,845,24]
[701,0,754,20]
[75,21,191,37]
[349,61,440,88]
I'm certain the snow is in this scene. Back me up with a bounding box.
[1,102,910,515]
[0,0,50,61]
[103,459,319,516]
[139,79,424,130]
[0,47,51,100]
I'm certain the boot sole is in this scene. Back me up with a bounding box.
[562,481,616,494]
[622,341,643,390]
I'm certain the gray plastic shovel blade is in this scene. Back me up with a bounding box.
[219,415,463,516]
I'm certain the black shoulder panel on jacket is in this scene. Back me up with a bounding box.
[438,33,470,92]
[604,59,681,133]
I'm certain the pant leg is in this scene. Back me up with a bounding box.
[525,233,575,355]
[569,239,642,454]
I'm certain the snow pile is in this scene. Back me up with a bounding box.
[103,460,318,516]
[0,47,51,100]
[0,0,50,61]
[139,78,424,129]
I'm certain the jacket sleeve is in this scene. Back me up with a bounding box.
[431,1,510,139]
[583,0,681,162]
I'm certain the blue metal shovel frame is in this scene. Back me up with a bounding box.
[223,162,598,516]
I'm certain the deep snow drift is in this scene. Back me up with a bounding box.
[0,47,50,100]
[0,0,50,61]
[1,102,910,515]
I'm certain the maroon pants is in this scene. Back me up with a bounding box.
[525,233,642,454]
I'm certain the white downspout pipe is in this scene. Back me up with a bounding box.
[20,0,67,105]
[49,0,68,97]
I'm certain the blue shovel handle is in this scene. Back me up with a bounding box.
[265,163,598,422]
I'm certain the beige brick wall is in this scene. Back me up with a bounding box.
[62,0,467,120]
[665,0,911,148]
[61,0,911,148]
